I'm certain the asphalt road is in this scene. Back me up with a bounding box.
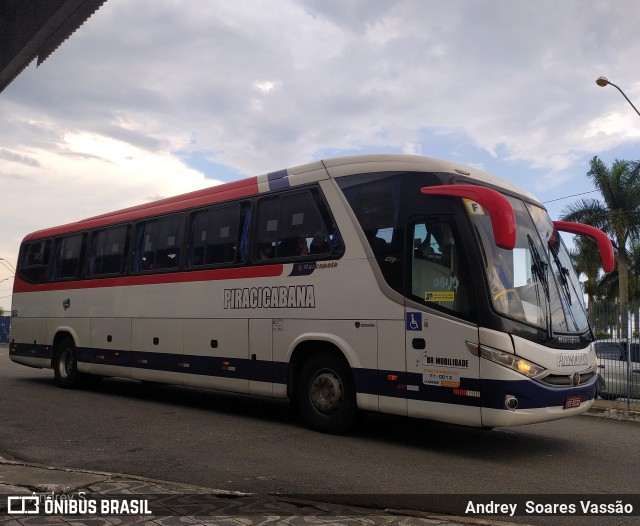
[0,348,638,525]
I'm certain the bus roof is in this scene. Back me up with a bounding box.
[23,154,540,241]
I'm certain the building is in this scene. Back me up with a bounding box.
[0,0,107,94]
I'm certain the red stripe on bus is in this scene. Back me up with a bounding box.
[12,264,284,293]
[24,177,261,241]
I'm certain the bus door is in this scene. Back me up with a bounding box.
[405,217,482,426]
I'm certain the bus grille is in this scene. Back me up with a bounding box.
[539,371,595,387]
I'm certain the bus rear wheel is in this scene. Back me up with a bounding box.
[296,352,357,434]
[53,337,80,389]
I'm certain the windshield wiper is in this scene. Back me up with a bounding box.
[548,236,587,332]
[528,234,549,298]
[549,247,572,305]
[528,234,552,337]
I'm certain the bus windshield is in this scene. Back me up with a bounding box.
[470,196,589,334]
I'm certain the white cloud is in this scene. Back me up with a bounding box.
[254,81,278,94]
[0,116,216,288]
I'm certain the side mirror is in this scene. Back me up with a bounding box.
[420,185,516,250]
[553,221,615,273]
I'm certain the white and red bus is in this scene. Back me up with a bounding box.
[9,154,614,433]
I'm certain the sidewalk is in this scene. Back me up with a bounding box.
[0,459,524,526]
[586,398,640,420]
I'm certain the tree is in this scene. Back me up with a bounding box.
[561,157,640,340]
[569,237,602,326]
[603,239,640,335]
[561,157,640,310]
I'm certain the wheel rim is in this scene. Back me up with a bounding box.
[309,369,343,416]
[59,348,73,378]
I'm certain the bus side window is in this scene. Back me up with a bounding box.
[19,239,52,283]
[338,173,403,291]
[134,214,184,272]
[156,216,182,269]
[410,220,472,317]
[255,188,340,262]
[255,196,280,261]
[350,186,394,258]
[88,225,130,277]
[51,233,86,281]
[189,204,242,267]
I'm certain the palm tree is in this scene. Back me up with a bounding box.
[561,157,640,309]
[561,157,640,339]
[589,239,640,338]
[570,238,600,304]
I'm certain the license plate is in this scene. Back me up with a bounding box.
[564,396,581,409]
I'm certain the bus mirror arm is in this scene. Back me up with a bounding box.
[552,221,615,273]
[420,185,516,250]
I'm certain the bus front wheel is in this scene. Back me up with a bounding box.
[296,352,357,434]
[53,337,80,389]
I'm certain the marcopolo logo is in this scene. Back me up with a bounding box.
[224,285,316,309]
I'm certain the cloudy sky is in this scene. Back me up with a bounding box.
[1,0,640,311]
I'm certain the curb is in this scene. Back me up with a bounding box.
[584,406,640,421]
[586,399,640,421]
[0,457,248,496]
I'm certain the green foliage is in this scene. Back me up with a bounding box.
[594,330,611,340]
[561,156,640,309]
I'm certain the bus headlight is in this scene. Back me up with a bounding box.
[481,347,546,379]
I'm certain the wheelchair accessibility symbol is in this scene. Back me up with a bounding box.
[406,312,422,331]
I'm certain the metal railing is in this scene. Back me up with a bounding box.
[591,302,640,411]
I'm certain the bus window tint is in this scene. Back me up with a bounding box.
[52,234,86,280]
[339,173,405,292]
[255,189,339,261]
[411,220,473,317]
[19,240,51,283]
[135,215,184,271]
[190,204,242,266]
[88,225,130,277]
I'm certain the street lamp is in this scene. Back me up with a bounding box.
[595,76,640,118]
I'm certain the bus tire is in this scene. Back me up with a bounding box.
[53,337,80,389]
[296,352,357,434]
